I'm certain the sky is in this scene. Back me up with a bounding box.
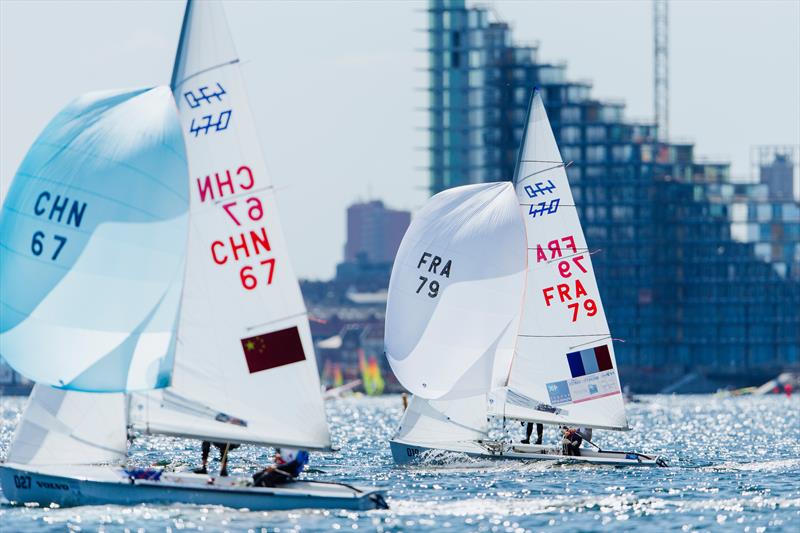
[1,0,798,280]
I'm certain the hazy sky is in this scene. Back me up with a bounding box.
[2,1,798,279]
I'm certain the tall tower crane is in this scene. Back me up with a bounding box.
[653,0,669,141]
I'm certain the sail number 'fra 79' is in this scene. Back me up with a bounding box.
[415,252,452,298]
[535,234,597,322]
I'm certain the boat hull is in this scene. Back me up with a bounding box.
[0,464,387,511]
[390,439,665,467]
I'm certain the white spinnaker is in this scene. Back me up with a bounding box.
[395,394,488,445]
[6,384,126,465]
[385,182,527,400]
[499,91,628,430]
[131,0,330,449]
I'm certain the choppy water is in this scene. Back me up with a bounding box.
[1,394,798,532]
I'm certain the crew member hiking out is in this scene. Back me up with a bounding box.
[561,427,582,456]
[252,448,310,488]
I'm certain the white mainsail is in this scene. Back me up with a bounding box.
[384,182,527,400]
[129,0,331,449]
[6,384,127,466]
[492,91,629,430]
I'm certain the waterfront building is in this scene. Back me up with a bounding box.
[344,200,411,264]
[426,0,799,390]
[336,200,411,290]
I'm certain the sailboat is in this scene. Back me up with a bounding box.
[0,0,387,509]
[385,91,665,467]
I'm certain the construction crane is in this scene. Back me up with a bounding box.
[653,0,668,141]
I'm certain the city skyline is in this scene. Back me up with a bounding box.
[1,0,798,279]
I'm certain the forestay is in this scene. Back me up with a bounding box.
[494,91,628,430]
[6,384,127,466]
[0,87,189,392]
[130,0,330,449]
[385,182,527,400]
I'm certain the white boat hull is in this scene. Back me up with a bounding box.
[390,439,666,467]
[0,463,387,511]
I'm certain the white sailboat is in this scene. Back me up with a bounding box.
[0,0,387,509]
[385,91,664,467]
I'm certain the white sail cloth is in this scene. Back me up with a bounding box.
[385,182,527,400]
[395,394,488,445]
[502,91,628,430]
[6,384,127,465]
[132,0,331,449]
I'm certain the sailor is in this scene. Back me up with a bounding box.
[252,448,310,487]
[521,422,543,445]
[194,441,240,476]
[561,427,582,456]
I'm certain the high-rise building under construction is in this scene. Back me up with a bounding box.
[427,0,799,390]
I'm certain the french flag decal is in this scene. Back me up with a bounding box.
[566,344,613,378]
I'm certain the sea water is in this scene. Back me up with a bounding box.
[1,394,798,532]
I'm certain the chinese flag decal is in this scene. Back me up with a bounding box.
[240,326,306,374]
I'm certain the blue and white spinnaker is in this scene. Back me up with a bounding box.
[0,86,189,392]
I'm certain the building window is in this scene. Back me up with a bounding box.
[561,107,581,123]
[561,126,581,143]
[586,146,606,162]
[586,126,605,142]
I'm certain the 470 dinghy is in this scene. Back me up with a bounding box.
[383,91,664,468]
[0,0,386,510]
[0,462,386,511]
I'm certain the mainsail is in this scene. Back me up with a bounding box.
[0,87,189,392]
[493,91,629,430]
[385,182,527,400]
[130,0,331,449]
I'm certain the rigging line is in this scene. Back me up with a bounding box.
[520,159,566,164]
[518,333,609,338]
[516,160,573,185]
[173,59,241,90]
[519,203,576,207]
[246,311,308,331]
[544,249,603,264]
[569,336,613,351]
[528,246,591,251]
[212,184,274,205]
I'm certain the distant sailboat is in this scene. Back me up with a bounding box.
[385,91,664,467]
[0,0,387,509]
